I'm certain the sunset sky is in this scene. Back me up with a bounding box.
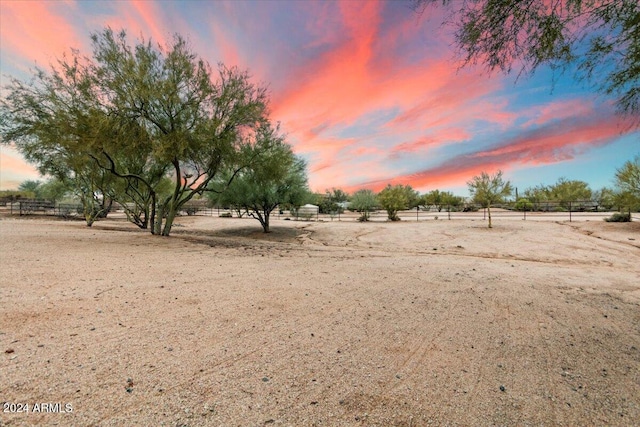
[1,0,637,195]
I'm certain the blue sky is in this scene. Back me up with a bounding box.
[1,0,637,195]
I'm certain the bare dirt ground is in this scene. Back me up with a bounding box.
[1,214,639,426]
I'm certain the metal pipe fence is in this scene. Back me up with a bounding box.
[2,200,637,223]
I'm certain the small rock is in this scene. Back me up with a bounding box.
[5,348,15,354]
[262,377,269,382]
[500,385,506,392]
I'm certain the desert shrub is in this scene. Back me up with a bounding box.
[514,198,533,211]
[219,212,232,218]
[604,212,631,222]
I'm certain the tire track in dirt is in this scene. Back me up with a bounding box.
[380,288,463,395]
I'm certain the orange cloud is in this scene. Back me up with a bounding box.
[352,107,629,192]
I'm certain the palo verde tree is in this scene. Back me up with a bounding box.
[412,0,640,124]
[0,55,118,226]
[207,123,308,233]
[1,27,269,236]
[614,154,640,218]
[377,184,419,221]
[467,170,513,228]
[615,154,640,197]
[89,29,269,236]
[547,178,592,209]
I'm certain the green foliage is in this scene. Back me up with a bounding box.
[467,170,513,228]
[514,198,534,212]
[522,178,593,210]
[37,178,72,202]
[18,180,42,195]
[316,188,349,214]
[378,184,418,221]
[547,178,592,208]
[593,187,616,210]
[422,189,461,211]
[412,0,640,122]
[350,189,377,221]
[1,27,269,235]
[207,123,308,233]
[604,212,631,222]
[615,155,640,197]
[613,187,640,216]
[443,193,464,210]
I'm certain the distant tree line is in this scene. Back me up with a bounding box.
[5,155,639,229]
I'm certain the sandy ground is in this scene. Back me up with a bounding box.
[1,214,639,426]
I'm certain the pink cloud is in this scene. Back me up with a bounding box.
[391,128,471,156]
[0,1,84,69]
[352,108,629,192]
[521,98,594,127]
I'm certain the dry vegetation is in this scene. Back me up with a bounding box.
[1,214,639,426]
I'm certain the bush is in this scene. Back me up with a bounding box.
[604,212,631,222]
[514,198,533,211]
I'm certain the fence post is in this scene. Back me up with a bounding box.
[524,208,526,220]
[416,206,419,221]
[448,205,451,220]
[568,201,572,222]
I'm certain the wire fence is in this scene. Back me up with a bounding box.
[2,199,638,223]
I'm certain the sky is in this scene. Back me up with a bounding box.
[0,0,638,196]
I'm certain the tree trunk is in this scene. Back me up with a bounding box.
[487,205,493,228]
[162,205,178,236]
[262,210,270,233]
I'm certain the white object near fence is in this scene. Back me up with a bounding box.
[297,204,319,220]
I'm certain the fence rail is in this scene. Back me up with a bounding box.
[2,199,637,223]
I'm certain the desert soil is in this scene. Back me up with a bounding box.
[1,214,639,426]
